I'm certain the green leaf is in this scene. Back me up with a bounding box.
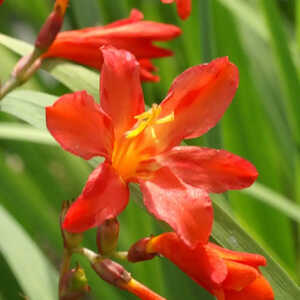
[0,122,56,145]
[0,206,58,300]
[260,0,300,139]
[242,183,300,224]
[0,33,99,99]
[0,90,56,129]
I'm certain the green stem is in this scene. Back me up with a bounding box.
[60,249,72,278]
[0,49,42,101]
[58,249,72,298]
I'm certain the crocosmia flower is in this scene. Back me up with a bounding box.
[46,46,257,248]
[161,0,191,20]
[43,9,181,82]
[146,233,274,300]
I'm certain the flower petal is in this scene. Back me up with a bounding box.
[100,46,145,139]
[63,163,129,232]
[149,233,227,291]
[153,57,238,151]
[224,274,274,300]
[139,167,213,248]
[222,261,259,291]
[157,146,258,193]
[208,242,267,268]
[176,0,191,20]
[138,59,160,82]
[161,0,191,20]
[46,91,114,160]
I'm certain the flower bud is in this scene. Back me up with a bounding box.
[91,258,131,287]
[91,258,165,299]
[35,11,63,50]
[128,237,157,262]
[60,264,90,300]
[54,0,69,17]
[97,218,119,255]
[61,201,83,250]
[35,0,69,50]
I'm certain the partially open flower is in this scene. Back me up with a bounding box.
[161,0,191,20]
[146,232,274,300]
[43,9,181,82]
[46,46,257,248]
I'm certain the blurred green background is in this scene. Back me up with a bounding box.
[1,0,300,299]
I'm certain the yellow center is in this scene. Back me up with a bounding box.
[126,104,174,140]
[112,104,174,181]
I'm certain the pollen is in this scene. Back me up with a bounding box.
[126,104,174,139]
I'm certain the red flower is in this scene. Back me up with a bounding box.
[46,46,257,248]
[161,0,191,20]
[147,232,274,300]
[0,0,4,5]
[43,9,181,82]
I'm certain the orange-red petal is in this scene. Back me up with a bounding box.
[46,91,114,160]
[139,59,160,82]
[161,0,191,20]
[157,146,258,193]
[63,163,129,232]
[100,46,145,139]
[139,167,213,248]
[208,243,267,268]
[153,57,238,152]
[224,274,274,300]
[222,260,259,291]
[149,233,227,292]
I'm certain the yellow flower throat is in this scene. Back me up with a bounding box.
[112,104,174,181]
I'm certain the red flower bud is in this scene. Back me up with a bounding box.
[97,218,119,255]
[128,237,157,262]
[54,0,69,17]
[35,11,63,50]
[91,258,131,287]
[35,0,68,50]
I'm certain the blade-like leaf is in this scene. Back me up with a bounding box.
[0,122,56,145]
[242,183,300,224]
[0,206,58,300]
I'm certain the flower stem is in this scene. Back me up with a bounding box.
[112,251,128,261]
[0,50,42,101]
[58,249,72,298]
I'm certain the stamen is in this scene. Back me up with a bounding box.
[126,104,174,139]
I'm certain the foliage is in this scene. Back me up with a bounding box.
[0,0,300,299]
